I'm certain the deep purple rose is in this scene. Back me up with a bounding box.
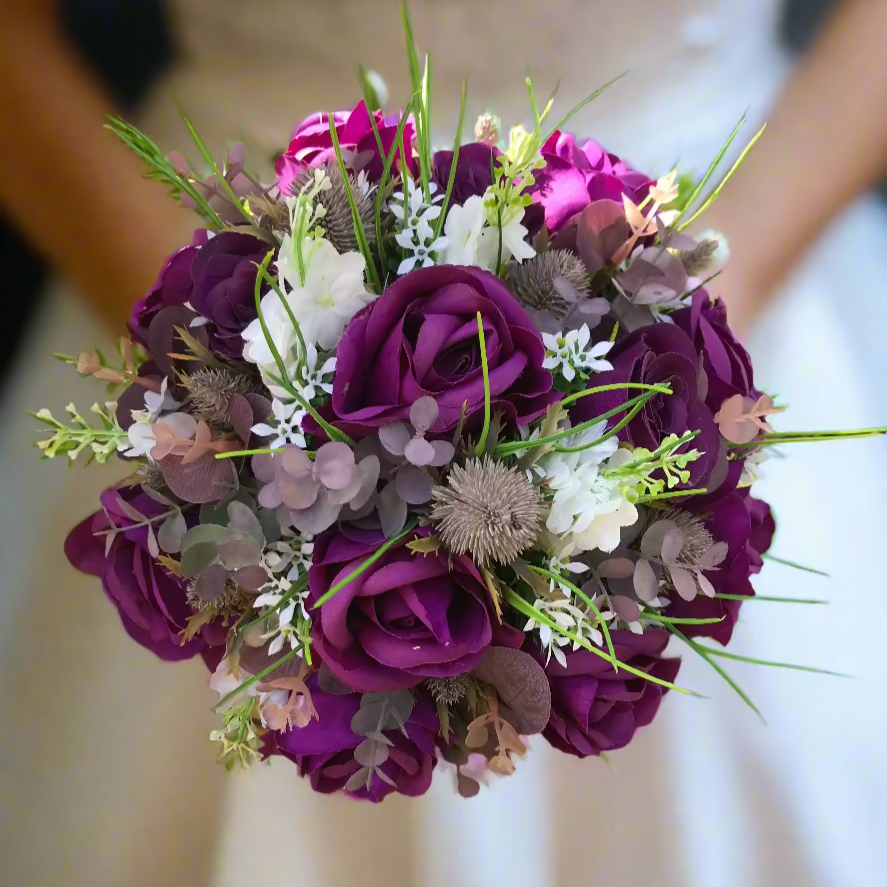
[276,101,416,194]
[309,528,496,692]
[331,265,557,438]
[65,486,222,661]
[188,231,268,357]
[532,131,652,234]
[538,630,680,758]
[672,291,760,414]
[129,231,209,347]
[661,490,767,645]
[571,322,721,487]
[433,142,497,205]
[273,677,438,802]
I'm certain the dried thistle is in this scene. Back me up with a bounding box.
[430,458,544,566]
[426,675,471,707]
[508,250,589,319]
[187,578,252,622]
[251,193,290,236]
[293,163,376,255]
[678,238,720,276]
[184,367,264,427]
[474,112,501,146]
[138,460,167,492]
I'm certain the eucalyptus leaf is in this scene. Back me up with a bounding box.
[227,500,265,544]
[669,566,697,601]
[181,540,220,578]
[661,528,685,564]
[146,524,160,558]
[157,511,187,554]
[181,523,231,551]
[640,520,676,559]
[633,558,659,602]
[343,766,372,793]
[354,737,390,769]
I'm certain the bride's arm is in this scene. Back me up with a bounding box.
[0,1,197,328]
[700,0,887,337]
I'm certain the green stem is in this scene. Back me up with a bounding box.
[762,553,829,577]
[312,520,419,609]
[257,260,307,370]
[552,395,649,454]
[434,81,467,240]
[214,645,302,711]
[215,447,286,460]
[697,646,849,677]
[558,382,672,409]
[715,593,828,605]
[640,609,724,626]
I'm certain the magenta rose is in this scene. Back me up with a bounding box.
[538,630,680,757]
[65,486,222,661]
[672,291,760,414]
[532,131,652,234]
[273,677,438,802]
[309,528,496,692]
[276,100,416,194]
[331,265,557,438]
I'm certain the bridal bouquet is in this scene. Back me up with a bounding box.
[38,7,880,802]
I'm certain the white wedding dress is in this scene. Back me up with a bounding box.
[2,1,885,885]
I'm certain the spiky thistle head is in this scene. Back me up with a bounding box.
[508,250,589,319]
[184,367,264,427]
[138,460,167,492]
[474,112,501,147]
[426,675,471,707]
[292,163,376,255]
[430,458,544,567]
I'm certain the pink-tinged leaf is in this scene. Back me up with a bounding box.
[142,486,174,507]
[146,523,160,558]
[428,439,456,467]
[395,465,433,505]
[281,446,313,478]
[227,501,264,542]
[378,422,411,456]
[278,475,320,511]
[661,528,685,564]
[714,394,760,444]
[641,520,676,559]
[228,394,254,445]
[194,563,228,602]
[597,557,635,580]
[315,442,357,490]
[218,537,263,570]
[409,396,439,434]
[633,558,659,602]
[157,511,187,553]
[289,494,341,535]
[697,573,717,598]
[251,454,276,484]
[232,565,269,591]
[699,541,729,569]
[610,595,641,623]
[669,566,697,601]
[404,435,435,466]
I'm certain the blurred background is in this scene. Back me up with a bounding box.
[2,1,886,885]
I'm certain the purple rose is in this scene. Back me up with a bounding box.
[276,101,416,194]
[538,630,680,757]
[309,528,496,692]
[747,492,776,575]
[532,131,652,234]
[65,486,222,661]
[189,231,269,357]
[571,322,721,487]
[433,142,497,205]
[672,291,760,414]
[128,231,209,347]
[331,265,557,438]
[273,677,438,802]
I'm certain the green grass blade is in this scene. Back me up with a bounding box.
[312,520,419,608]
[680,123,767,229]
[697,646,850,677]
[665,624,764,721]
[434,80,467,240]
[545,73,627,142]
[215,645,302,711]
[715,593,828,605]
[674,114,746,227]
[763,554,829,577]
[474,313,492,455]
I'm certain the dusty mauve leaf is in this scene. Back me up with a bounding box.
[473,647,551,735]
[697,573,717,598]
[193,563,228,603]
[641,520,676,559]
[159,451,238,504]
[146,524,160,558]
[395,465,433,504]
[610,595,641,623]
[661,528,685,564]
[669,566,698,601]
[409,396,439,434]
[699,541,729,569]
[404,435,435,466]
[378,421,411,456]
[157,511,187,553]
[378,481,408,538]
[633,558,659,602]
[457,772,481,798]
[597,557,635,579]
[232,565,268,591]
[227,501,264,543]
[115,496,146,523]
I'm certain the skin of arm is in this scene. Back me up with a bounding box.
[0,1,198,330]
[696,0,887,337]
